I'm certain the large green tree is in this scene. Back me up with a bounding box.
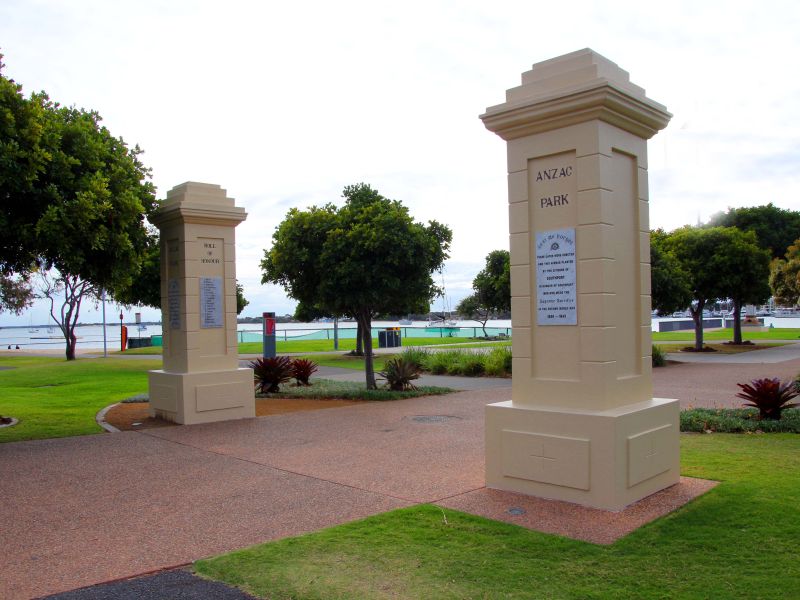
[457,249,510,336]
[1,57,157,358]
[663,226,771,350]
[262,183,452,388]
[707,204,800,260]
[650,231,692,316]
[769,239,800,307]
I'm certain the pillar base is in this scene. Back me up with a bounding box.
[485,398,679,511]
[148,368,255,425]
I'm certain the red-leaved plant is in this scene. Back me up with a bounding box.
[735,377,800,420]
[249,356,293,393]
[291,358,318,386]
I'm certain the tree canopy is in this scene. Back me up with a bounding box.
[0,55,157,358]
[650,230,692,316]
[661,226,770,349]
[707,204,800,260]
[262,183,452,388]
[770,239,800,307]
[457,249,510,336]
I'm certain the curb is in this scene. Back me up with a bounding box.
[96,403,121,433]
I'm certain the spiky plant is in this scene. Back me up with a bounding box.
[291,358,318,386]
[249,356,294,393]
[378,357,421,391]
[735,377,800,420]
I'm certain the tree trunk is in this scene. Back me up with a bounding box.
[354,321,364,356]
[357,311,376,389]
[690,300,705,351]
[481,312,489,337]
[731,298,743,344]
[66,330,77,361]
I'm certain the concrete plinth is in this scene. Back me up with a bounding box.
[486,398,679,511]
[149,368,254,425]
[481,49,678,510]
[148,182,255,425]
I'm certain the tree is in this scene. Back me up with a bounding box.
[0,58,157,359]
[663,226,770,350]
[457,250,510,336]
[235,282,249,315]
[0,274,34,314]
[262,183,452,388]
[707,204,800,260]
[0,54,54,277]
[718,230,771,344]
[769,239,800,307]
[650,230,692,315]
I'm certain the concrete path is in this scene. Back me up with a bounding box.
[0,388,505,599]
[666,341,800,364]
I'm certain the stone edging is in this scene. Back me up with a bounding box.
[0,417,19,429]
[96,403,121,433]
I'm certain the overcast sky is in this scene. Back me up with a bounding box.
[2,0,798,326]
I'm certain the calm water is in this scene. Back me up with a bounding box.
[0,319,514,350]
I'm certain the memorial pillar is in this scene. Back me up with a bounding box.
[480,49,679,510]
[148,182,255,425]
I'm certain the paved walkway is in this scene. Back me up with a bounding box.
[2,345,799,598]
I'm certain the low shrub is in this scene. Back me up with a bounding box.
[680,408,800,433]
[652,344,666,367]
[735,377,799,420]
[456,353,486,376]
[267,378,453,401]
[483,346,512,376]
[250,356,293,393]
[379,357,421,391]
[426,351,461,375]
[400,347,431,370]
[291,358,318,386]
[417,347,511,377]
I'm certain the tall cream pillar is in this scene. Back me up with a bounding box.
[148,182,255,425]
[480,49,679,510]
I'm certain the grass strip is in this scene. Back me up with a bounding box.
[265,379,453,401]
[0,356,160,443]
[652,327,800,341]
[196,434,800,599]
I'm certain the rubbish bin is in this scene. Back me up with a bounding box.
[127,337,153,349]
[378,328,401,348]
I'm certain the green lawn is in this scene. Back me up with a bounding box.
[120,336,508,355]
[653,327,800,341]
[196,433,800,599]
[0,356,160,443]
[297,353,394,371]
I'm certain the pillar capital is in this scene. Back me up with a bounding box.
[150,182,247,229]
[481,49,671,140]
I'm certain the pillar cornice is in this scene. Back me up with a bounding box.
[481,81,671,141]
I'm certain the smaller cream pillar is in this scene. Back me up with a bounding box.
[480,50,679,510]
[148,182,254,425]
